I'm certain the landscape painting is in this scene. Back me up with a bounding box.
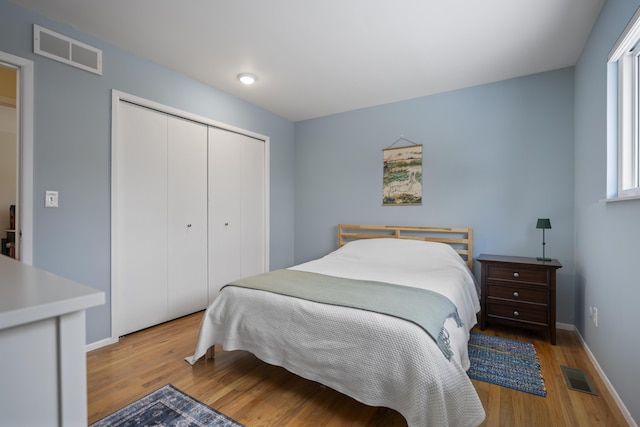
[383,145,422,205]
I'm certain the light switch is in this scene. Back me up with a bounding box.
[45,190,59,208]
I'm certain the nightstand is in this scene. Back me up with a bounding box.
[477,254,562,344]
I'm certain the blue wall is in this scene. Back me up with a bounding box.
[575,0,640,421]
[0,0,296,344]
[294,68,576,323]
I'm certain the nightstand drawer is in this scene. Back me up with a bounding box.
[486,284,548,304]
[486,265,548,284]
[486,302,548,325]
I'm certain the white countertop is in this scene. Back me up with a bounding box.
[0,255,105,330]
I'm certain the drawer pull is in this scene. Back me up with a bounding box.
[513,311,520,317]
[513,272,520,278]
[513,291,520,297]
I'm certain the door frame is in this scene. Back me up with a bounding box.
[110,89,270,342]
[0,50,33,265]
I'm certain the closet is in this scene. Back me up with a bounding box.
[113,96,267,337]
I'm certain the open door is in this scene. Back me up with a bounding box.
[0,51,33,264]
[0,64,18,259]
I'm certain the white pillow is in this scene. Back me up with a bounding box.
[328,238,466,270]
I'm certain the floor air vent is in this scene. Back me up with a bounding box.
[560,366,597,395]
[33,25,102,75]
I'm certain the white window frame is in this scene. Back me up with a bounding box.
[609,7,640,199]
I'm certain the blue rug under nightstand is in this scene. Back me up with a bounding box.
[467,332,547,397]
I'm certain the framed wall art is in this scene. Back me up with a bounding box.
[383,139,422,206]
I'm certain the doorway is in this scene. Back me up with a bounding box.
[0,51,34,265]
[0,64,18,259]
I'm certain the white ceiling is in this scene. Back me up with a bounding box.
[11,0,605,122]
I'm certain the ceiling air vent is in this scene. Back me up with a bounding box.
[33,25,102,75]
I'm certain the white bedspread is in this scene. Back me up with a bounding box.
[187,239,486,426]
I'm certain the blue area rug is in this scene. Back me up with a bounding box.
[90,384,244,427]
[467,332,547,397]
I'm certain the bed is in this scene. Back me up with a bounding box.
[187,224,486,427]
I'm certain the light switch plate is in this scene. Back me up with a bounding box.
[45,190,59,208]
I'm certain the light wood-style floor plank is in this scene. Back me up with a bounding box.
[87,312,629,426]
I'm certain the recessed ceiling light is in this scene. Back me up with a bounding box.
[238,73,257,85]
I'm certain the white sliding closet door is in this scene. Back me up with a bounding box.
[208,128,242,300]
[115,103,208,336]
[115,102,169,335]
[208,127,266,301]
[167,116,208,318]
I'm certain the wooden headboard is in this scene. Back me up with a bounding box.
[337,224,474,271]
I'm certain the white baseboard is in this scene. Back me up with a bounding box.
[565,324,637,427]
[85,336,118,352]
[556,322,574,331]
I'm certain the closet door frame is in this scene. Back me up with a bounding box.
[110,90,270,342]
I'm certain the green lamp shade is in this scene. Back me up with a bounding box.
[536,218,551,229]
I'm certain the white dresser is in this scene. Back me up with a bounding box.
[0,256,104,426]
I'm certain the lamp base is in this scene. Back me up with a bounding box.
[537,257,552,262]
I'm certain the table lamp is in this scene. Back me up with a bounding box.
[536,218,552,261]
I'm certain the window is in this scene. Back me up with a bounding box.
[609,7,640,199]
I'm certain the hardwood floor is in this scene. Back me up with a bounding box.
[87,312,629,426]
